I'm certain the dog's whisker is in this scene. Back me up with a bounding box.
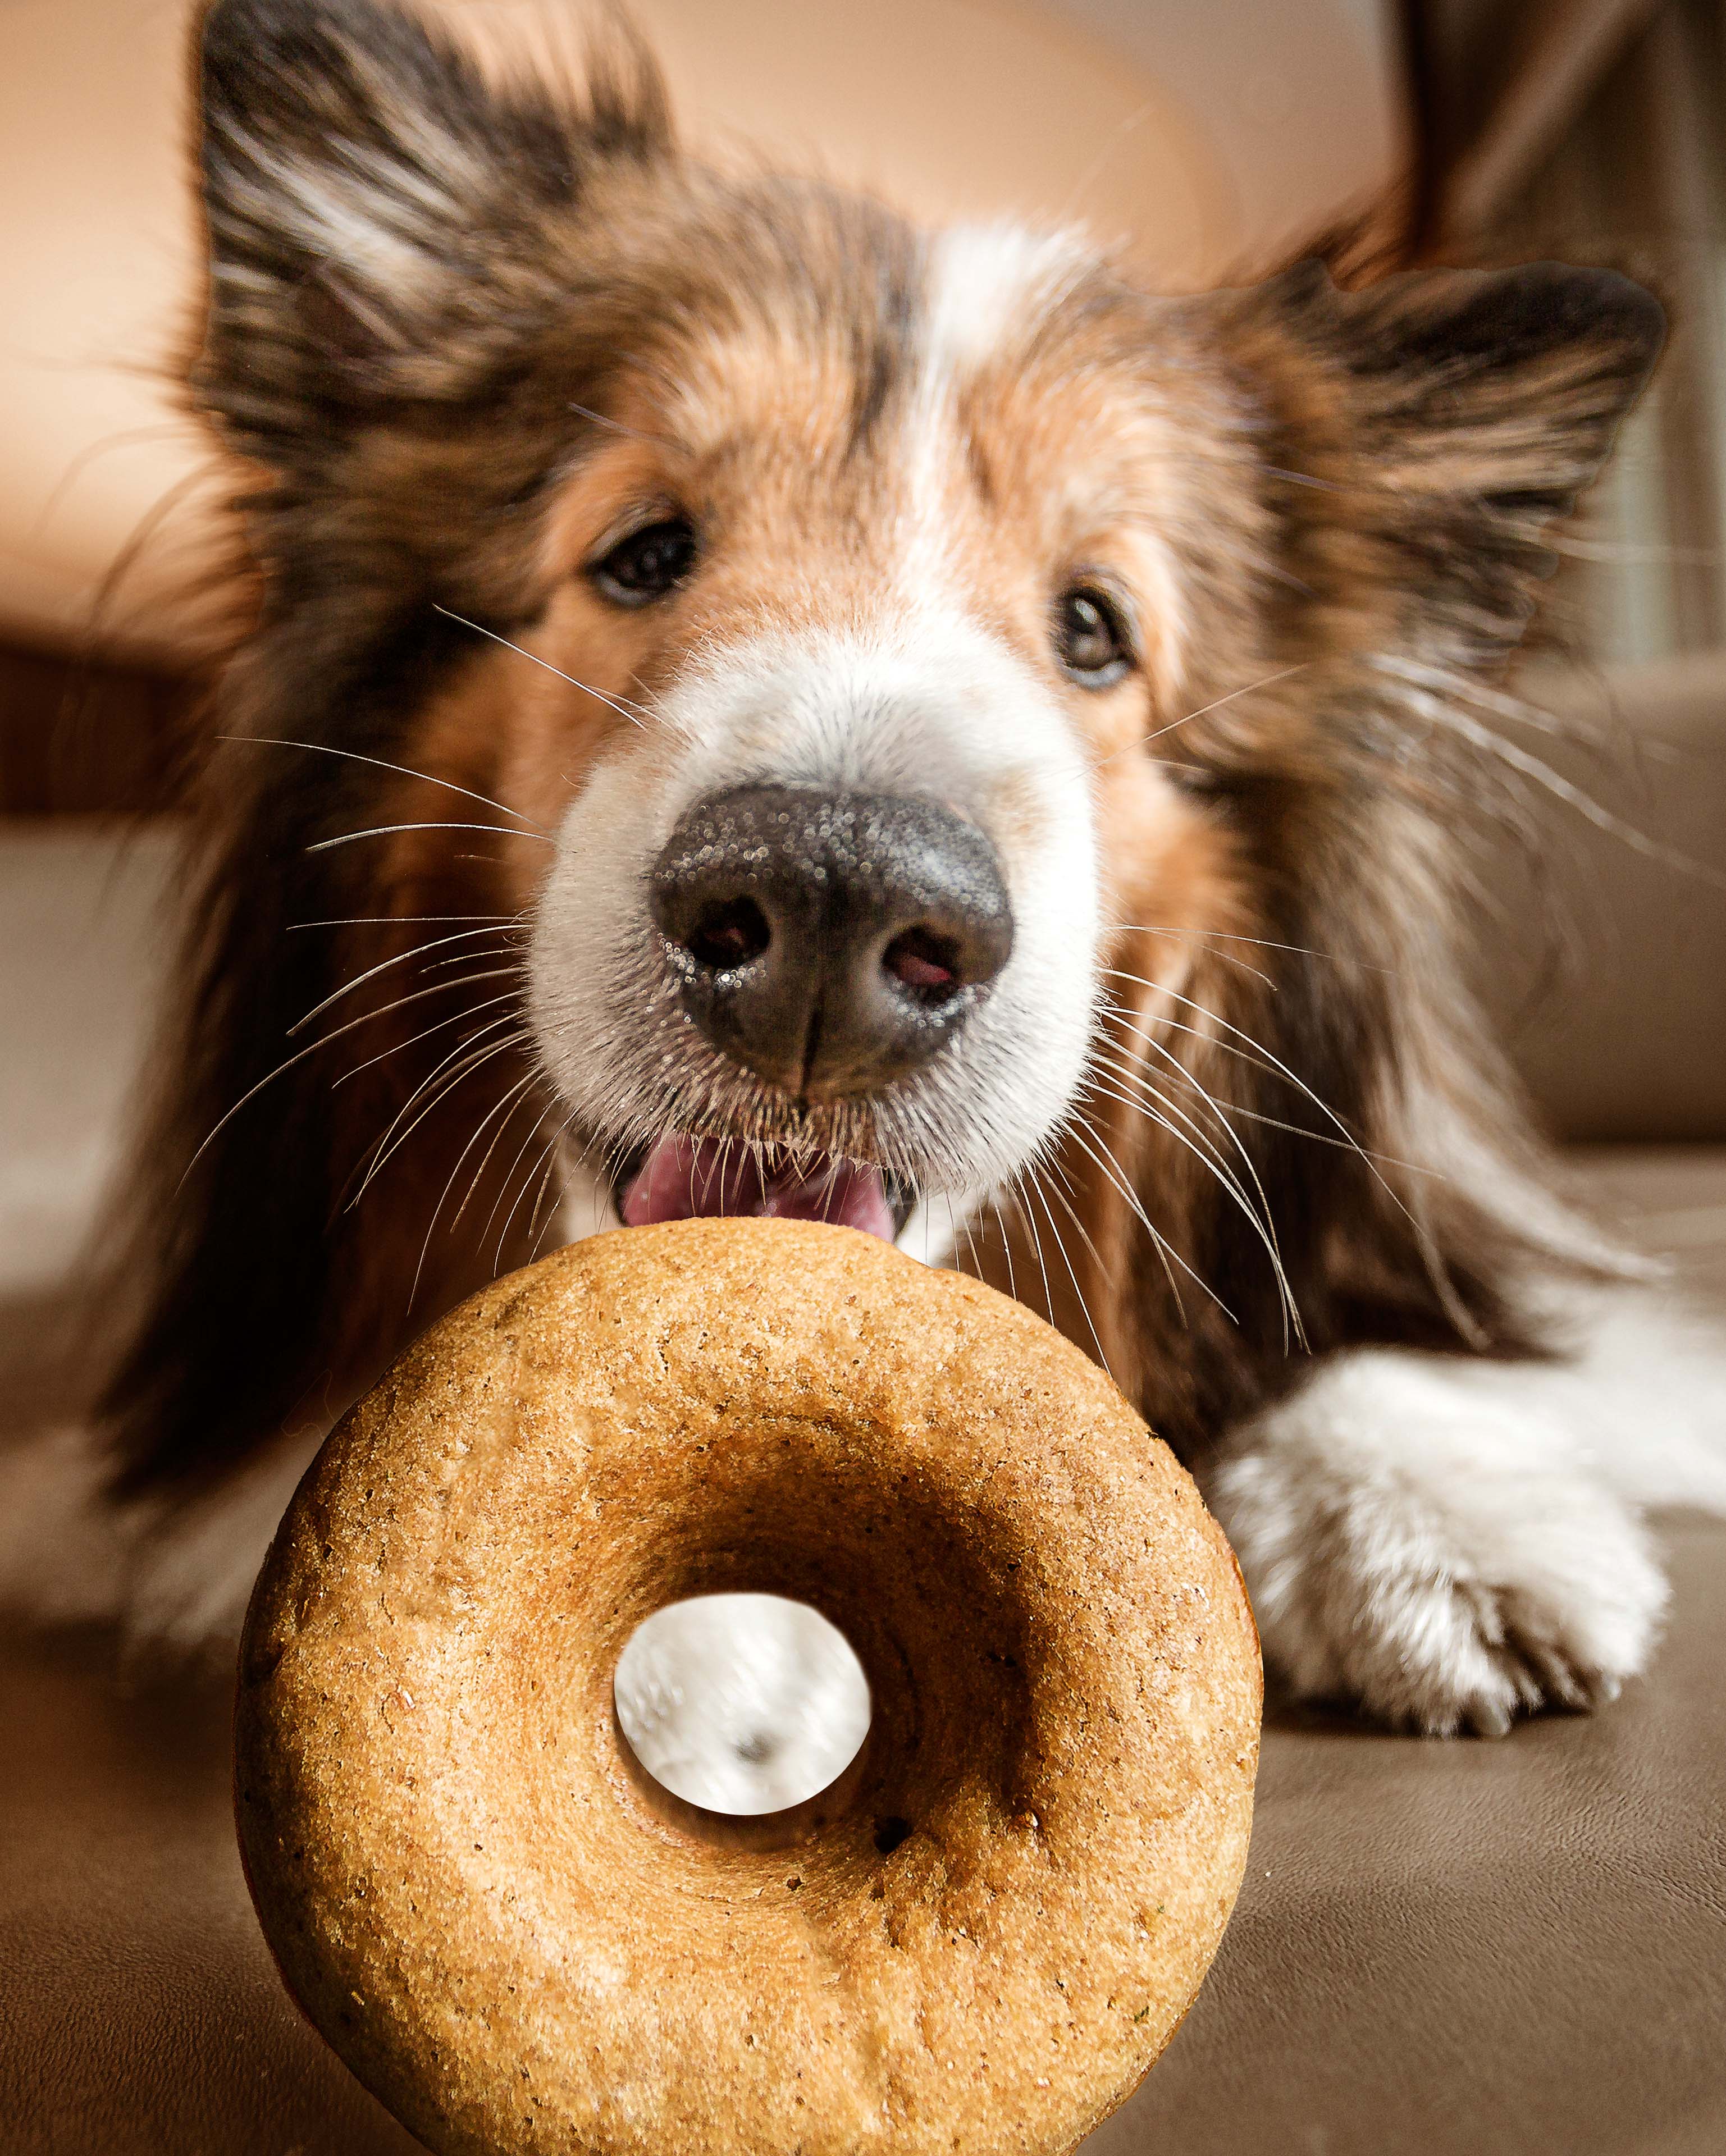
[421,944,524,975]
[1108,923,1403,978]
[1141,984,1401,1194]
[288,924,523,1038]
[1059,1115,1234,1324]
[568,401,674,450]
[307,820,552,855]
[347,1005,521,1165]
[591,1125,637,1217]
[928,1185,960,1271]
[1380,657,1617,750]
[1080,1057,1290,1312]
[289,912,518,930]
[1134,938,1275,990]
[1003,1167,1060,1333]
[332,986,524,1091]
[433,604,652,729]
[1090,1012,1296,1246]
[523,1135,568,1261]
[1121,981,1482,1333]
[1102,971,1360,1130]
[1111,1039,1441,1176]
[347,1026,529,1209]
[1084,1050,1273,1246]
[1103,987,1310,1107]
[1091,1034,1313,1342]
[987,1195,1019,1308]
[1021,1170,1116,1381]
[1079,1054,1303,1347]
[179,971,520,1186]
[492,1116,563,1271]
[1090,1025,1273,1203]
[1518,529,1721,565]
[1109,982,1396,1207]
[319,965,522,1046]
[1035,1161,1127,1344]
[367,1052,531,1212]
[1084,1059,1249,1216]
[407,1073,544,1314]
[530,1115,585,1260]
[1095,1033,1240,1149]
[223,735,551,834]
[1032,1173,1116,1379]
[1383,661,1726,893]
[1098,662,1310,768]
[378,1029,531,1196]
[1092,1001,1267,1166]
[957,1202,987,1283]
[474,1088,558,1246]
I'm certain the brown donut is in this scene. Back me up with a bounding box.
[235,1218,1260,2156]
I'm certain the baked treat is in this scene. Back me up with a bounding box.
[235,1217,1261,2156]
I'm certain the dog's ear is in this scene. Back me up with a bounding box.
[1234,259,1663,659]
[194,0,670,462]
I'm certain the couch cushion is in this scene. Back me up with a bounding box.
[1476,655,1726,1143]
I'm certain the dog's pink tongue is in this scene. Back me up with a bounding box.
[759,1155,897,1240]
[621,1134,894,1241]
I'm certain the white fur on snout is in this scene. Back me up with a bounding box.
[528,613,1100,1203]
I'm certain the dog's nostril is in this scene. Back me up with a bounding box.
[883,925,962,1002]
[686,897,771,972]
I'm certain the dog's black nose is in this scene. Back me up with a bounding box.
[649,784,1014,1099]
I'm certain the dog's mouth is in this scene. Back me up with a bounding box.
[617,1134,903,1241]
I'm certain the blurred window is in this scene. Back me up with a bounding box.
[1417,0,1726,664]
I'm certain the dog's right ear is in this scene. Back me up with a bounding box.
[194,0,671,465]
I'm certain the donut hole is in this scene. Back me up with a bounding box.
[613,1592,872,1833]
[593,1452,1042,1866]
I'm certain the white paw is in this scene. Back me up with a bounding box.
[1204,1353,1671,1737]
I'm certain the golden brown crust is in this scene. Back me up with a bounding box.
[235,1218,1261,2156]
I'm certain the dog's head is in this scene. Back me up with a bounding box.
[515,215,1127,1239]
[106,0,1661,1492]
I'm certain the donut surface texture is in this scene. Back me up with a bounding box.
[235,1217,1261,2156]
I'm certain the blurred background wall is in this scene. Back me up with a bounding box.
[0,0,1721,1195]
[0,0,1401,669]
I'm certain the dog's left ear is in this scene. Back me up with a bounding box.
[1232,259,1664,656]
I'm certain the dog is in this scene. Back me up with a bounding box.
[19,0,1725,1748]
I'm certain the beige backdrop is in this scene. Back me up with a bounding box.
[0,0,1401,661]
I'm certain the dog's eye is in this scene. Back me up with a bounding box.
[1053,586,1133,685]
[590,517,698,606]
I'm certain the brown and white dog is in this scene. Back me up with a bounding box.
[30,0,1726,1742]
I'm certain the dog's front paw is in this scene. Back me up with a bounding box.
[1204,1355,1670,1736]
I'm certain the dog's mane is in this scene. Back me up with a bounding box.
[99,0,1661,1502]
